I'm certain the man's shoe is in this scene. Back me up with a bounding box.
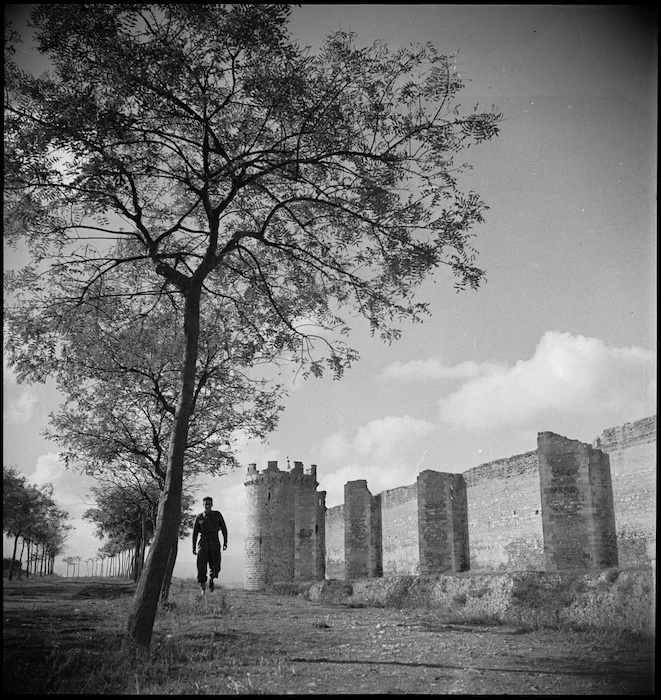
[209,579,215,592]
[200,586,206,596]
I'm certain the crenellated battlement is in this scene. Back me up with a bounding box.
[246,460,317,483]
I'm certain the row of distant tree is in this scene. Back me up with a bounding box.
[61,553,130,578]
[4,464,195,588]
[81,476,195,589]
[3,465,71,579]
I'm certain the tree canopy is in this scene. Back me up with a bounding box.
[3,465,71,579]
[4,4,502,647]
[43,270,284,482]
[84,474,195,585]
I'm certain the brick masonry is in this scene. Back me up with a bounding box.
[244,460,325,591]
[593,415,656,567]
[463,451,544,572]
[245,415,655,587]
[537,432,618,571]
[417,470,470,574]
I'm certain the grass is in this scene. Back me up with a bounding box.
[5,579,288,695]
[48,598,289,695]
[4,575,654,694]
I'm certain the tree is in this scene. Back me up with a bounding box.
[45,283,283,484]
[3,466,70,579]
[3,466,35,580]
[83,474,194,591]
[63,556,76,578]
[4,5,501,647]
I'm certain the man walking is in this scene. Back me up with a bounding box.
[193,496,228,594]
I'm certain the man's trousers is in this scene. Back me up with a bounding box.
[196,539,221,585]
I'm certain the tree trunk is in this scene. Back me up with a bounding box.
[126,285,201,649]
[25,541,31,579]
[9,534,19,581]
[19,539,26,580]
[160,539,179,604]
[132,542,140,582]
[140,512,148,573]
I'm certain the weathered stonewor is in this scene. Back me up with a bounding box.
[417,470,469,574]
[344,480,382,579]
[246,415,655,584]
[538,432,618,571]
[324,503,345,579]
[593,415,656,568]
[463,451,544,572]
[343,471,469,578]
[380,482,419,575]
[244,460,325,591]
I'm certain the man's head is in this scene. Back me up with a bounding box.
[203,497,213,510]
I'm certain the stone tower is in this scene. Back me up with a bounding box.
[537,432,618,571]
[244,460,326,591]
[417,470,470,574]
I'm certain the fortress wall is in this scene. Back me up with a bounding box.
[244,464,267,590]
[292,462,318,581]
[371,493,383,577]
[315,490,327,580]
[418,471,470,574]
[464,451,544,572]
[538,433,618,571]
[345,480,376,579]
[325,504,345,579]
[594,415,656,567]
[380,483,419,575]
[252,416,654,586]
[587,448,618,568]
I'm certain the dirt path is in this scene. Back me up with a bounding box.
[2,577,654,694]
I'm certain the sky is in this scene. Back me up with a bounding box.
[3,5,657,586]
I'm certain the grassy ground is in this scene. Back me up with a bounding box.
[3,575,655,695]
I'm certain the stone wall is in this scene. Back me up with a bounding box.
[417,471,470,574]
[463,451,544,572]
[594,415,656,567]
[537,433,617,571]
[381,483,418,575]
[315,490,327,581]
[344,480,380,578]
[246,415,655,588]
[244,460,324,590]
[322,415,655,578]
[325,504,345,579]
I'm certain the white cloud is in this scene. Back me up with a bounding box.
[3,352,40,424]
[437,331,656,431]
[381,357,504,381]
[318,415,436,505]
[321,415,435,462]
[4,386,39,424]
[31,452,96,517]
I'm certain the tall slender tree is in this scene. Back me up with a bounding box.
[4,5,501,647]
